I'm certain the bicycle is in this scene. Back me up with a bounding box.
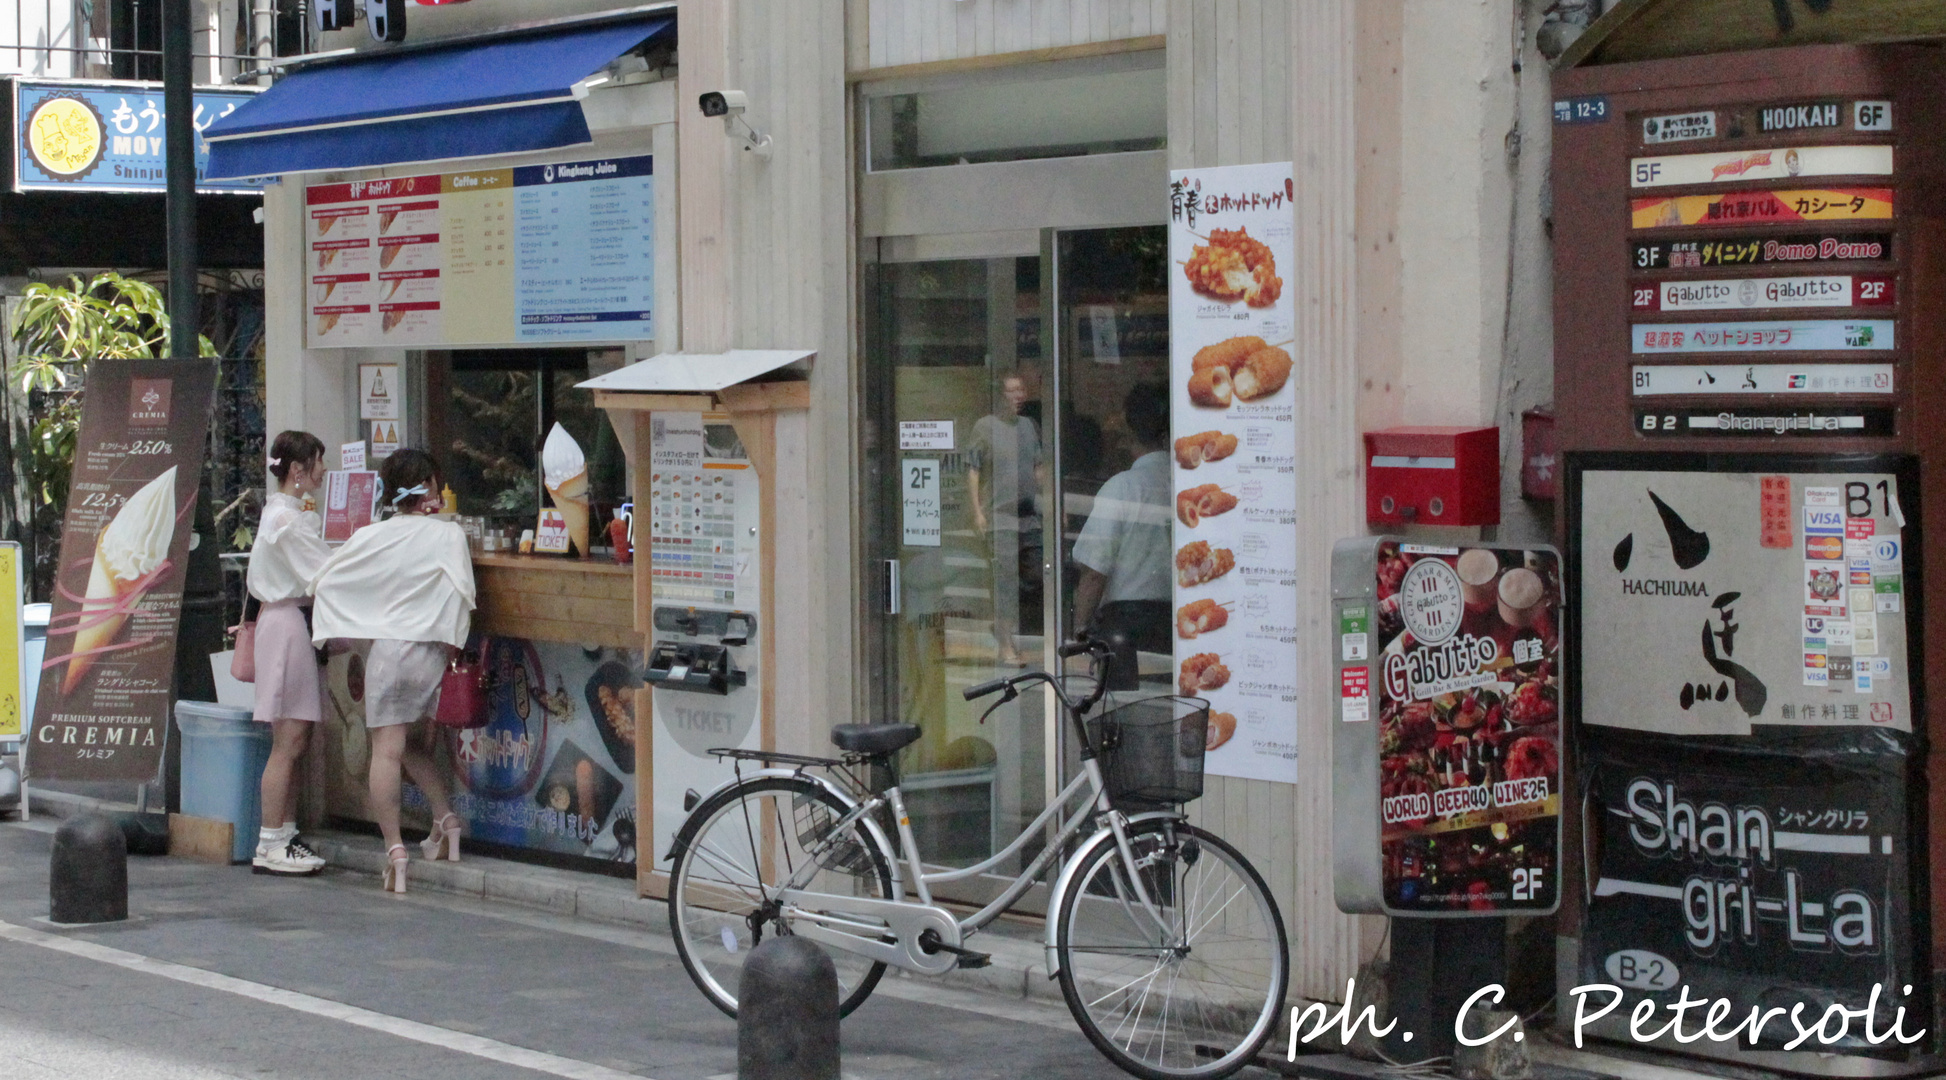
[663,635,1290,1080]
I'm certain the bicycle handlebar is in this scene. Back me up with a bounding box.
[962,677,1010,701]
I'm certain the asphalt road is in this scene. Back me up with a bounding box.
[0,817,1161,1080]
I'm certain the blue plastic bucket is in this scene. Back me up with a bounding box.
[175,701,270,863]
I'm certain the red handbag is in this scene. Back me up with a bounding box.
[433,649,492,729]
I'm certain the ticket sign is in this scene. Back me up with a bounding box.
[1632,275,1893,312]
[1331,537,1562,917]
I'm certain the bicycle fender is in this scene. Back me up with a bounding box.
[663,769,903,896]
[1042,811,1184,978]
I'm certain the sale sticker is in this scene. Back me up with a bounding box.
[1340,666,1371,723]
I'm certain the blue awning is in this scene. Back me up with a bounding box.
[204,15,672,179]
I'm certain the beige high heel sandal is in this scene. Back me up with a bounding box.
[420,813,462,862]
[382,844,409,893]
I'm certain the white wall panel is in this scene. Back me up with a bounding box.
[862,0,1165,70]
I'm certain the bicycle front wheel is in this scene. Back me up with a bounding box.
[1055,819,1289,1080]
[667,776,895,1018]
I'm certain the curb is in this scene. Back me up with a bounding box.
[303,830,1064,1006]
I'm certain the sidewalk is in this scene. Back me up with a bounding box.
[0,818,1120,1079]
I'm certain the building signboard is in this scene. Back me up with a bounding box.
[1631,188,1893,229]
[13,79,263,194]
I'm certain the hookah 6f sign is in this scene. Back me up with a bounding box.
[1331,537,1563,916]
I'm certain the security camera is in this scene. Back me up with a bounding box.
[698,90,747,118]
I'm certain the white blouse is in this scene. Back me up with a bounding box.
[309,514,476,648]
[247,492,332,604]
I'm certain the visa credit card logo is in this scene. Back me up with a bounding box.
[1805,507,1845,534]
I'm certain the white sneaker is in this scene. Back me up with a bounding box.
[252,837,326,876]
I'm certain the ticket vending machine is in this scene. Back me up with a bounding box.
[582,351,812,892]
[1552,45,1945,1071]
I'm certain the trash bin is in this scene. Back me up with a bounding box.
[175,701,270,864]
[21,603,49,742]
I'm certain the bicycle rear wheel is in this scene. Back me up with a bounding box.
[1055,819,1288,1080]
[666,776,895,1017]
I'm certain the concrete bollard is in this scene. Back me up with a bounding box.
[50,813,128,924]
[738,935,839,1080]
[1451,1008,1532,1080]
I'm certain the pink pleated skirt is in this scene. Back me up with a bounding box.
[252,599,323,724]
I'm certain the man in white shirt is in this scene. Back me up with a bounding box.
[1072,382,1172,659]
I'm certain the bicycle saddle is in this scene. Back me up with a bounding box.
[829,723,922,756]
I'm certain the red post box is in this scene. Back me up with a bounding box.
[1363,425,1500,526]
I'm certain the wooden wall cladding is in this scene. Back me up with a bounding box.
[471,556,638,650]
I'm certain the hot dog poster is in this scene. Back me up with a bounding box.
[1369,541,1563,914]
[1168,161,1298,784]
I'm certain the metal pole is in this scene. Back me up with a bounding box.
[163,0,197,359]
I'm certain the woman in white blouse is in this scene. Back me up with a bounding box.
[247,431,332,876]
[311,448,476,894]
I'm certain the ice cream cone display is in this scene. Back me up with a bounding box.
[60,466,178,694]
[541,423,590,557]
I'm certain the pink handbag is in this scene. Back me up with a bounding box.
[229,622,257,683]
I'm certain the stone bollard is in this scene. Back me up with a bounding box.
[738,936,839,1080]
[1451,1007,1532,1080]
[50,813,128,924]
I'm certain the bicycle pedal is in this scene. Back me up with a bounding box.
[955,951,992,970]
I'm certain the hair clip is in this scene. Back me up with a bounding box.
[390,483,429,505]
[267,456,283,467]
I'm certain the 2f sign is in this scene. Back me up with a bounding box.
[901,459,942,548]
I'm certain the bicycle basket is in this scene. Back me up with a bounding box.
[1087,695,1209,805]
[792,790,876,875]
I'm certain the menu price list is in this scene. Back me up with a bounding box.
[1167,160,1301,785]
[649,469,740,606]
[306,155,654,349]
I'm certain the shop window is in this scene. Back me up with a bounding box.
[864,53,1164,172]
[428,349,625,530]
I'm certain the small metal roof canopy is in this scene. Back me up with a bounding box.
[575,350,813,395]
[1556,0,1946,68]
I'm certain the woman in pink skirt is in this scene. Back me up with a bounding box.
[247,431,332,875]
[311,449,475,894]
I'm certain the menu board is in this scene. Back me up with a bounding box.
[1361,540,1562,915]
[647,412,753,607]
[1167,161,1298,784]
[305,155,654,347]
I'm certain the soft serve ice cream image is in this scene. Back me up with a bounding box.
[56,466,179,693]
[541,423,590,557]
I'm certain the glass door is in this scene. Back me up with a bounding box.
[865,225,1168,902]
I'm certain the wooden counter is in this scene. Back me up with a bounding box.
[471,554,639,649]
